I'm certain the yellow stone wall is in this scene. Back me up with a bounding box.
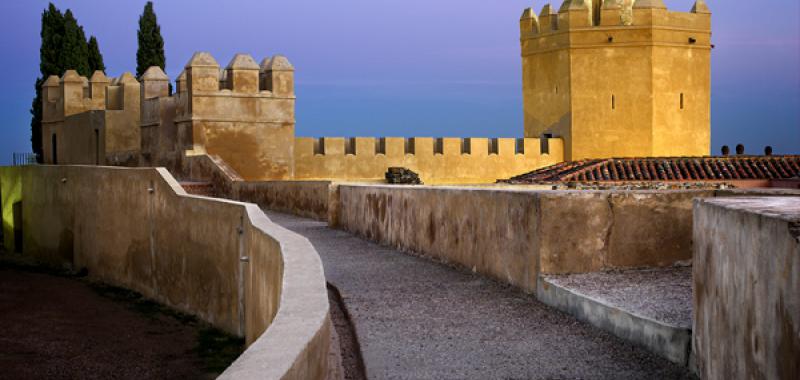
[521,0,711,160]
[41,70,141,165]
[294,137,564,184]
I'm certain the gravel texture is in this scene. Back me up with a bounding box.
[0,265,222,380]
[267,211,696,380]
[545,267,693,328]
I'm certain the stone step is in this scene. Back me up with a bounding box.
[537,267,693,367]
[179,181,215,197]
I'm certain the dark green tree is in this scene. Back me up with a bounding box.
[60,10,90,77]
[87,36,106,73]
[136,1,166,78]
[30,3,65,161]
[29,4,102,160]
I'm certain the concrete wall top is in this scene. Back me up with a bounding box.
[696,197,800,223]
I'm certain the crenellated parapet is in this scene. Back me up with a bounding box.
[41,70,140,123]
[519,0,712,32]
[520,0,712,161]
[293,136,564,184]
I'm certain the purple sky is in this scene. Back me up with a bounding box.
[0,0,797,164]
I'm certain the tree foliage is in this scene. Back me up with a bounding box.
[87,36,106,74]
[136,1,166,78]
[29,3,103,160]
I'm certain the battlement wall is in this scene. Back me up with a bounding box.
[521,0,711,45]
[294,137,564,184]
[41,70,141,123]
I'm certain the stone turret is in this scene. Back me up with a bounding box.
[226,54,260,93]
[186,52,221,94]
[61,70,84,116]
[263,55,294,97]
[520,0,712,160]
[89,71,110,104]
[141,66,170,100]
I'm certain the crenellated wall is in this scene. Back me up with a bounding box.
[41,70,141,166]
[521,0,712,160]
[294,136,564,184]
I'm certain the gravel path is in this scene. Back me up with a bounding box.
[267,211,696,380]
[545,267,693,328]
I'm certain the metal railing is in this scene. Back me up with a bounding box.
[11,153,39,166]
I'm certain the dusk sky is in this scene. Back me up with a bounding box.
[0,0,797,164]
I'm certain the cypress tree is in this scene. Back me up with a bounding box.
[30,3,65,161]
[61,10,90,77]
[29,3,101,160]
[87,36,106,73]
[136,1,166,78]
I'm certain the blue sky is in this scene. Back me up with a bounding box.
[0,0,797,164]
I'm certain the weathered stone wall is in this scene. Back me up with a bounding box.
[335,185,714,292]
[692,197,799,379]
[333,185,800,293]
[0,165,330,380]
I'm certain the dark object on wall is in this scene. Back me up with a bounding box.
[764,146,773,156]
[736,144,745,155]
[386,167,422,185]
[721,145,730,156]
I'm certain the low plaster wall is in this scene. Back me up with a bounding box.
[692,197,799,379]
[0,165,330,380]
[335,185,800,292]
[336,185,716,292]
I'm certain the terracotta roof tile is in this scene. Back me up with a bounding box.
[502,155,800,184]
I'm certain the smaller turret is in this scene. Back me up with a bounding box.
[225,54,260,93]
[89,71,110,101]
[263,55,295,97]
[520,7,539,34]
[141,66,170,100]
[185,52,221,94]
[43,75,60,103]
[61,70,85,116]
[558,0,592,29]
[539,4,557,33]
[600,0,624,26]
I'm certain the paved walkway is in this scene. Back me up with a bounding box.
[267,212,696,380]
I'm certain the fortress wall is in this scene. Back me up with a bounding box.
[41,71,142,165]
[177,53,297,181]
[337,184,541,292]
[0,165,330,380]
[692,197,799,380]
[333,184,800,292]
[294,137,564,184]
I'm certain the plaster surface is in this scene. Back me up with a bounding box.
[0,165,331,380]
[693,197,800,380]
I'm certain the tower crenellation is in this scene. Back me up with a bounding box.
[521,0,711,35]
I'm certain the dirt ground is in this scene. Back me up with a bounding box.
[0,259,242,380]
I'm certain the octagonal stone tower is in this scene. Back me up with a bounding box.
[520,0,711,160]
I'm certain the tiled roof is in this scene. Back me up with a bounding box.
[503,156,800,184]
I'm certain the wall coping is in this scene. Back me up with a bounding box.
[694,196,800,223]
